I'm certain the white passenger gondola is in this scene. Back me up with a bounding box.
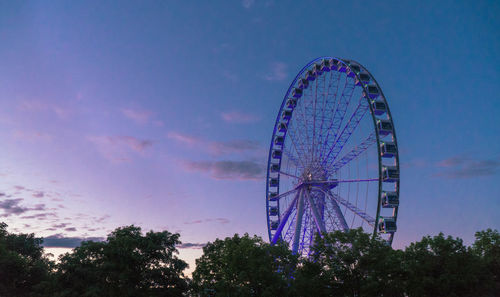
[312,63,323,76]
[355,73,371,86]
[346,64,361,78]
[269,206,279,216]
[380,141,397,158]
[278,123,287,133]
[377,119,393,135]
[371,100,386,115]
[291,88,303,98]
[270,163,280,172]
[364,85,380,99]
[269,178,279,187]
[381,191,399,208]
[382,165,399,182]
[282,110,292,121]
[378,217,397,233]
[305,69,316,81]
[337,60,347,72]
[272,150,282,159]
[268,192,278,201]
[298,78,309,89]
[286,98,297,109]
[274,136,284,145]
[270,220,279,230]
[320,59,331,72]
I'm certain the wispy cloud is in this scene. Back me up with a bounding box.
[436,155,500,178]
[0,199,47,217]
[19,100,71,119]
[183,160,264,180]
[264,62,287,81]
[179,242,206,249]
[167,132,261,156]
[242,0,255,9]
[42,234,105,248]
[121,108,154,125]
[221,111,260,124]
[12,130,53,142]
[184,217,230,225]
[87,135,153,162]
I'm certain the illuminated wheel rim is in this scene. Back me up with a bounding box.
[265,57,400,256]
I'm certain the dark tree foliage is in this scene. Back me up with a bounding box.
[191,233,298,297]
[402,233,483,297]
[470,228,500,296]
[0,222,54,297]
[53,225,188,297]
[293,228,405,297]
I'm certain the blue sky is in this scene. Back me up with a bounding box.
[0,0,499,272]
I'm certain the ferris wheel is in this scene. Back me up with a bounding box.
[265,57,400,256]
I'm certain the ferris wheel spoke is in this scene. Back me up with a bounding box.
[324,190,375,226]
[304,189,327,234]
[328,132,377,174]
[279,171,300,179]
[318,76,355,161]
[322,92,370,167]
[291,188,306,254]
[317,188,349,231]
[271,191,300,244]
[306,178,379,186]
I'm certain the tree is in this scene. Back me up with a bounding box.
[191,233,297,297]
[54,225,188,297]
[471,228,500,296]
[294,228,405,297]
[402,233,482,297]
[0,222,54,297]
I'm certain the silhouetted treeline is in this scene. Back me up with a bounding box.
[1,222,498,297]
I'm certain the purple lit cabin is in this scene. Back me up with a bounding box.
[378,217,397,233]
[381,191,399,208]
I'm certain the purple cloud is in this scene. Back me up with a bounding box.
[87,135,153,162]
[179,242,206,249]
[183,160,264,180]
[33,191,44,198]
[221,111,260,124]
[168,132,261,156]
[121,108,154,125]
[0,199,29,217]
[264,62,287,81]
[436,155,500,178]
[184,217,230,225]
[42,234,105,248]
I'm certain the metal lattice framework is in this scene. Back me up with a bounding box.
[265,57,400,256]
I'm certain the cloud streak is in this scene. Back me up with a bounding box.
[42,234,105,248]
[183,160,264,180]
[88,135,153,162]
[436,155,500,178]
[168,132,261,156]
[264,62,287,81]
[221,111,260,124]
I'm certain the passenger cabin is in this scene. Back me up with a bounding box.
[312,63,323,76]
[305,70,316,81]
[365,85,380,99]
[269,178,279,187]
[382,191,399,208]
[380,142,397,158]
[328,58,338,71]
[378,217,397,233]
[269,206,279,216]
[320,59,331,72]
[286,98,297,109]
[272,150,282,159]
[371,100,386,115]
[355,73,371,86]
[346,64,361,77]
[337,60,347,72]
[274,136,284,145]
[268,192,278,201]
[270,163,280,172]
[282,110,292,121]
[291,88,303,98]
[382,166,399,182]
[377,119,393,135]
[298,78,309,89]
[270,220,279,230]
[278,123,287,133]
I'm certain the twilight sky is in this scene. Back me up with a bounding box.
[1,1,499,273]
